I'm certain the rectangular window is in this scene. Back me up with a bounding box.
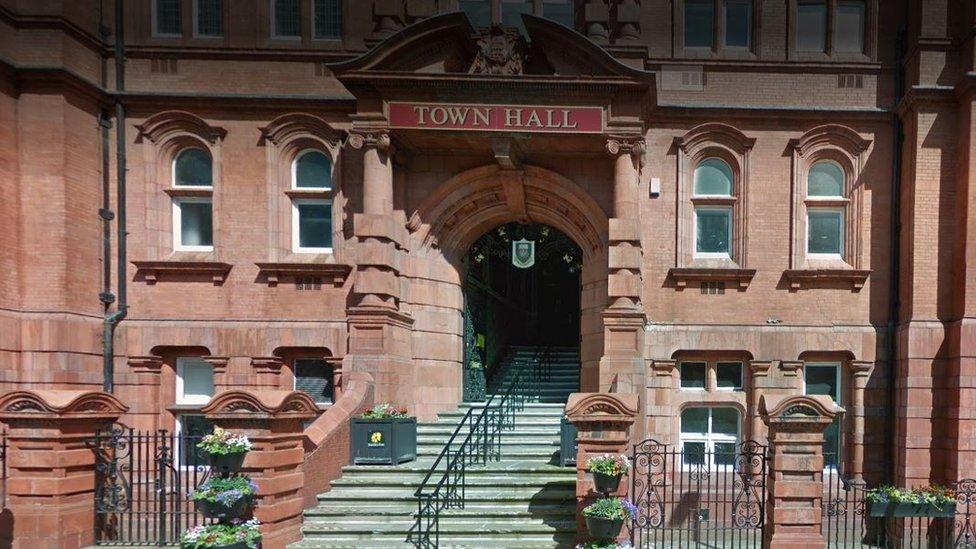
[176,358,215,405]
[807,208,844,256]
[154,0,183,36]
[695,206,732,256]
[195,0,223,37]
[543,0,574,29]
[680,361,707,390]
[176,414,214,467]
[834,0,865,53]
[293,200,333,252]
[724,0,751,48]
[294,359,334,404]
[796,0,827,52]
[273,0,302,38]
[460,0,491,28]
[680,407,740,468]
[804,363,841,467]
[313,0,342,39]
[716,361,743,391]
[685,0,715,48]
[174,198,214,251]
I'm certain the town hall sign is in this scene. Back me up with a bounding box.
[389,102,604,134]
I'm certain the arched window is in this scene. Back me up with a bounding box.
[291,149,333,253]
[805,160,845,257]
[693,157,734,258]
[172,147,214,251]
[292,149,332,190]
[173,148,213,187]
[680,406,740,468]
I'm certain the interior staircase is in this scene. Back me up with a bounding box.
[293,346,581,548]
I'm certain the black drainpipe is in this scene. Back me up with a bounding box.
[102,0,128,393]
[884,25,906,484]
[98,2,114,308]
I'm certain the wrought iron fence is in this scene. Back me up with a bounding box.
[412,346,551,548]
[0,429,7,510]
[822,466,976,548]
[630,439,768,549]
[90,424,214,546]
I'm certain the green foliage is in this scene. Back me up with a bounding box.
[190,475,258,506]
[196,427,252,456]
[180,519,261,548]
[582,497,638,520]
[866,485,956,508]
[361,403,410,419]
[587,454,631,477]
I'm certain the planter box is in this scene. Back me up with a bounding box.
[584,515,624,540]
[868,501,956,518]
[351,417,417,465]
[560,417,577,467]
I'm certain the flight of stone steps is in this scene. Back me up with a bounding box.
[293,346,581,548]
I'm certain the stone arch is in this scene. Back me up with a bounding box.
[402,164,609,417]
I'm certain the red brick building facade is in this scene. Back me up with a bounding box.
[0,0,973,500]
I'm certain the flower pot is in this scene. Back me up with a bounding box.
[592,471,622,494]
[868,500,956,518]
[350,417,417,465]
[206,451,246,475]
[195,497,251,521]
[585,515,624,540]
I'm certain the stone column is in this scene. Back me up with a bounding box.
[345,129,415,410]
[760,394,842,549]
[565,392,639,544]
[0,390,128,549]
[849,360,873,481]
[647,360,676,443]
[600,136,647,399]
[202,390,319,549]
[748,360,773,443]
[251,357,285,388]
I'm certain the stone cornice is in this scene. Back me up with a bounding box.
[132,260,233,286]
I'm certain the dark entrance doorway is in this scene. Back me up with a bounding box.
[461,222,581,400]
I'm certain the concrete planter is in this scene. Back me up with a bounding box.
[585,515,624,539]
[350,417,417,465]
[868,501,956,518]
[560,417,577,467]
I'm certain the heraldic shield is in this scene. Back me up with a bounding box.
[512,238,535,269]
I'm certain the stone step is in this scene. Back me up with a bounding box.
[417,436,559,447]
[293,535,576,549]
[317,485,576,502]
[301,518,577,536]
[330,475,575,489]
[305,502,575,518]
[417,425,561,436]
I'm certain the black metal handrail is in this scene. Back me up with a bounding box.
[412,346,551,548]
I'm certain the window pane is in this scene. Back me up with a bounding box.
[683,441,706,465]
[712,407,739,436]
[680,362,706,389]
[460,0,491,28]
[724,0,751,48]
[694,158,733,195]
[823,418,841,466]
[295,359,334,404]
[543,0,574,28]
[174,148,213,187]
[298,202,332,249]
[179,201,213,247]
[714,442,737,466]
[807,209,843,254]
[179,359,214,404]
[805,364,839,400]
[716,362,743,390]
[295,151,332,188]
[501,0,532,34]
[696,207,732,255]
[178,415,214,466]
[314,0,342,39]
[685,0,714,48]
[155,0,182,34]
[196,0,223,36]
[808,161,844,196]
[681,407,709,434]
[274,0,301,37]
[797,1,827,52]
[835,1,865,53]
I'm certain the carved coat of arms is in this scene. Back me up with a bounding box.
[470,27,526,75]
[512,238,535,269]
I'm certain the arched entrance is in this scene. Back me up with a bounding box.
[461,222,582,400]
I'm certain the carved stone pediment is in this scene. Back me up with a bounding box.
[470,27,526,76]
[760,394,843,424]
[0,390,128,419]
[202,390,319,420]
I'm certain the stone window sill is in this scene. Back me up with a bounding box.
[668,267,757,291]
[782,269,871,292]
[254,262,352,287]
[132,260,232,286]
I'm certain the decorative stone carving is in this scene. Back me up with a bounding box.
[0,390,129,419]
[135,110,227,144]
[584,0,611,43]
[202,389,319,420]
[614,0,642,42]
[469,27,526,76]
[605,135,645,157]
[259,113,344,147]
[347,130,391,152]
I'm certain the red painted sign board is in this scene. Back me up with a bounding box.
[388,102,604,134]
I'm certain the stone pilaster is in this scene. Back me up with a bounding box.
[849,360,873,481]
[202,390,319,549]
[760,394,842,549]
[0,390,128,549]
[252,357,285,388]
[647,359,676,443]
[748,360,773,443]
[565,392,639,544]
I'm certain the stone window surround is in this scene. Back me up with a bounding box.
[786,0,878,62]
[679,359,746,392]
[678,404,743,468]
[672,0,761,60]
[279,348,341,407]
[667,352,753,442]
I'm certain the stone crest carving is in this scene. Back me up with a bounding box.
[470,27,526,76]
